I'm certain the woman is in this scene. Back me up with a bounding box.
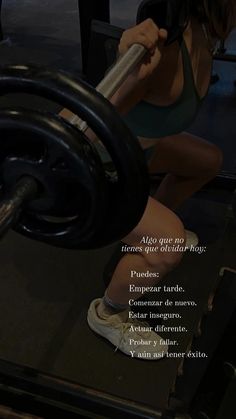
[86,0,236,360]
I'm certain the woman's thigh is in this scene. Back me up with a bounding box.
[140,132,223,176]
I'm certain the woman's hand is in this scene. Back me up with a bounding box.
[118,18,168,80]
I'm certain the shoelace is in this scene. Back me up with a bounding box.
[114,319,153,352]
[114,322,131,352]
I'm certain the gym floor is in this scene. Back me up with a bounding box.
[0,0,235,416]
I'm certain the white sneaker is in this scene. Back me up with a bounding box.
[185,229,199,248]
[87,299,168,360]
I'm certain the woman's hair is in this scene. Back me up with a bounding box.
[190,0,236,39]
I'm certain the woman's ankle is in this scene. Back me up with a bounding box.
[97,294,129,319]
[97,299,115,319]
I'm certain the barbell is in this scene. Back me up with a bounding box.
[0,44,150,249]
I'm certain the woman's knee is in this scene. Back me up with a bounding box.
[201,144,223,179]
[143,215,185,273]
[124,197,185,273]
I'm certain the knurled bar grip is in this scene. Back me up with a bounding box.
[0,177,38,238]
[70,43,147,130]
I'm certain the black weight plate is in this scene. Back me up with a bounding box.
[0,65,149,248]
[0,108,108,248]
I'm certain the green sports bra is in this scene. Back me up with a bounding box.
[123,38,207,138]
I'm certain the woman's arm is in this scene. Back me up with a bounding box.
[109,19,167,114]
[59,19,167,138]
